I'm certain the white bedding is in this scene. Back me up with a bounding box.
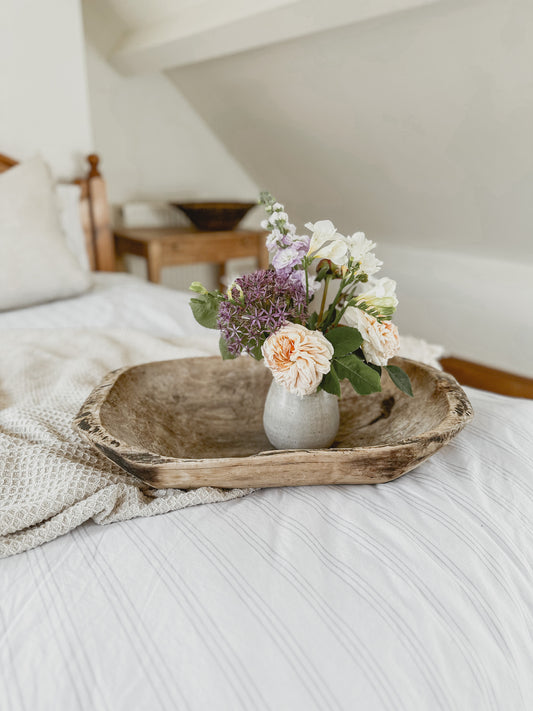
[1,274,532,711]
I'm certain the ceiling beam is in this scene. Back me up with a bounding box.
[111,0,440,74]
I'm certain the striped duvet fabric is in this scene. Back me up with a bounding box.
[1,387,532,711]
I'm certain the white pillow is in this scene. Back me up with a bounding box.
[55,183,91,271]
[0,156,91,311]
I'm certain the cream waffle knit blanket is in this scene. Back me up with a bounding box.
[0,329,253,557]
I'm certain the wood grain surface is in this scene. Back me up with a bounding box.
[75,356,473,489]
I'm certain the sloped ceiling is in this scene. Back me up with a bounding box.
[166,0,533,261]
[99,0,533,262]
[106,0,438,72]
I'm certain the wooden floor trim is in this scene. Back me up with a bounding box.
[440,357,533,400]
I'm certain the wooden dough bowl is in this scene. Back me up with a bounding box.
[75,356,474,489]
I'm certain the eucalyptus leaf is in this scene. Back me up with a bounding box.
[325,326,363,357]
[334,354,382,395]
[189,294,220,330]
[219,336,236,360]
[320,364,341,396]
[249,344,263,361]
[385,365,414,397]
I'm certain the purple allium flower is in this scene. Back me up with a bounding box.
[289,269,321,296]
[217,269,307,357]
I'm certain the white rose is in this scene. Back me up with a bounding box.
[343,307,400,366]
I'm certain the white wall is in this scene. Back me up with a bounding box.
[169,0,533,263]
[82,0,258,207]
[166,0,533,372]
[0,0,93,178]
[82,0,260,289]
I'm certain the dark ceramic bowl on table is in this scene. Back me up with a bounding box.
[172,201,256,231]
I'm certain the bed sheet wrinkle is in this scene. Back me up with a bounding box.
[0,276,533,710]
[72,526,189,711]
[245,492,447,711]
[280,487,490,710]
[168,507,339,711]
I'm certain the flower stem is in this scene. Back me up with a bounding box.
[332,301,351,328]
[317,276,331,328]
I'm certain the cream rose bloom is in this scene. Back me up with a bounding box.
[262,323,334,397]
[343,307,400,366]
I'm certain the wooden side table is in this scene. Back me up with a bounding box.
[113,227,269,288]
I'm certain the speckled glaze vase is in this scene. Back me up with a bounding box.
[263,379,340,450]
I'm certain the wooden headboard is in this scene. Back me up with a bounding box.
[0,152,115,271]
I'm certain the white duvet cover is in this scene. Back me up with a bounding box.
[1,274,532,711]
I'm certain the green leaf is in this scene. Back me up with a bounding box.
[306,311,319,330]
[325,326,363,357]
[219,336,236,360]
[189,294,220,329]
[334,354,382,395]
[385,365,414,397]
[367,362,382,376]
[248,344,264,361]
[320,364,341,396]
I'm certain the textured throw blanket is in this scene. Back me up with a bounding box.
[0,329,253,557]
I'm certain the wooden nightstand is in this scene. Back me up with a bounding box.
[114,226,269,288]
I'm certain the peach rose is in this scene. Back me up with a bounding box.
[343,307,400,366]
[262,323,334,397]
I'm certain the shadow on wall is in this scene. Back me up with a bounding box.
[166,0,533,372]
[81,0,260,291]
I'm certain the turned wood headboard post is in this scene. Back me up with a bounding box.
[0,150,115,272]
[85,154,116,271]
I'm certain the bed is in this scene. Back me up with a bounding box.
[1,154,532,711]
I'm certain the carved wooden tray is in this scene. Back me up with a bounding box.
[75,356,473,489]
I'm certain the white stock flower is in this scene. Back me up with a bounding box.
[359,252,383,277]
[266,228,283,252]
[344,232,382,276]
[272,245,302,270]
[343,307,400,366]
[272,202,284,211]
[345,232,376,257]
[269,211,288,224]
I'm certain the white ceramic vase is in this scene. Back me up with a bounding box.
[263,379,340,450]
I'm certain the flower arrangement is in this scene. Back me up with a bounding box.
[189,193,412,400]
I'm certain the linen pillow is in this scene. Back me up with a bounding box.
[55,183,91,271]
[0,156,91,311]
